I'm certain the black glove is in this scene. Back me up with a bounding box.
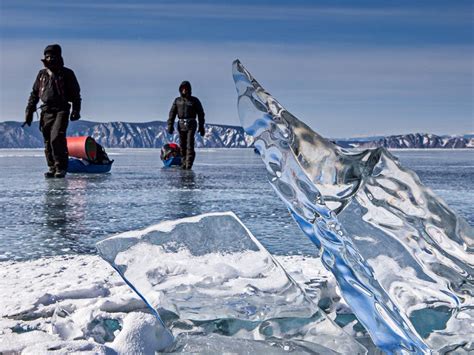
[23,110,34,127]
[70,111,81,121]
[167,127,174,135]
[199,126,205,137]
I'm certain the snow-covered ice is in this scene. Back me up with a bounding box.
[96,211,367,353]
[0,250,368,353]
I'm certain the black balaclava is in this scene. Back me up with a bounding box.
[42,44,64,71]
[179,81,192,97]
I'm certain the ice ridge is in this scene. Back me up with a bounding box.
[232,59,473,354]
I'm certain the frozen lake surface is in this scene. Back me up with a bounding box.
[1,148,473,353]
[0,148,473,261]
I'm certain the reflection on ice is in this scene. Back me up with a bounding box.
[232,60,473,353]
[96,212,366,353]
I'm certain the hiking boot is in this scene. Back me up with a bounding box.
[54,170,67,178]
[44,168,56,178]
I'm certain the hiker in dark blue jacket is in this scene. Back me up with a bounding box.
[24,44,81,178]
[167,81,205,170]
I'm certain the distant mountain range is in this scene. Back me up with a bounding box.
[0,120,472,149]
[0,120,252,149]
[335,133,474,149]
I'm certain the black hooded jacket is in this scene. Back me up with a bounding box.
[26,44,81,113]
[168,81,205,131]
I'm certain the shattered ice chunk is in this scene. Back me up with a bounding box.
[232,59,474,354]
[96,212,366,353]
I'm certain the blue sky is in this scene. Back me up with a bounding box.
[0,0,472,137]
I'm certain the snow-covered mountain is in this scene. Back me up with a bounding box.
[338,133,474,149]
[0,120,254,148]
[0,121,472,149]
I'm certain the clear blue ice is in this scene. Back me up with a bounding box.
[96,212,367,353]
[232,60,473,354]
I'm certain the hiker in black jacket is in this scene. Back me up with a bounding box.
[167,81,205,170]
[24,44,81,178]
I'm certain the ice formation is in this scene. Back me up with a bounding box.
[232,60,474,353]
[0,253,356,353]
[96,212,366,353]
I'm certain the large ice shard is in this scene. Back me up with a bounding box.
[96,212,367,353]
[232,60,474,353]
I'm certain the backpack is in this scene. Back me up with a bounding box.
[39,69,66,103]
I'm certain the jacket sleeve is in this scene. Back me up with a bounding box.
[195,98,205,128]
[26,72,41,113]
[67,70,81,113]
[167,98,178,131]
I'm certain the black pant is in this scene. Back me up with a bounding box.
[40,109,69,171]
[178,119,197,169]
